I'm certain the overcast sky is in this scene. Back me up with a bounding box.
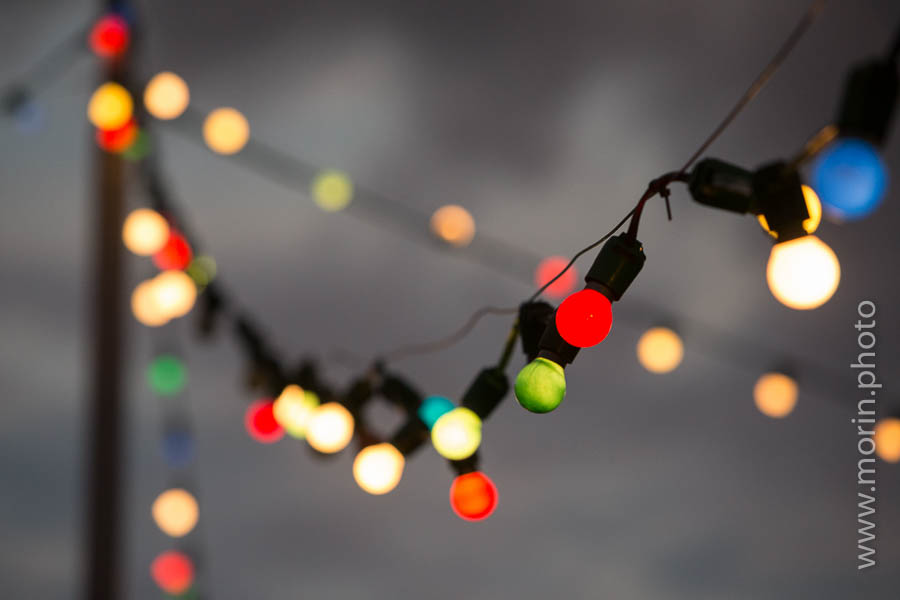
[2,0,900,598]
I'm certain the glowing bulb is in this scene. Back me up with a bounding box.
[766,235,840,310]
[514,357,566,413]
[185,255,217,288]
[555,289,613,348]
[353,443,405,495]
[244,399,284,444]
[311,170,353,212]
[203,107,249,155]
[534,256,578,298]
[161,429,193,468]
[812,138,887,220]
[152,270,197,319]
[151,488,198,537]
[874,418,900,463]
[418,395,455,429]
[636,327,684,374]
[758,185,822,235]
[87,82,133,131]
[151,551,194,595]
[131,279,169,327]
[430,204,476,247]
[273,384,320,438]
[152,231,193,271]
[144,71,190,120]
[89,14,129,58]
[122,208,169,256]
[95,118,138,153]
[753,372,798,418]
[450,471,498,521]
[147,354,187,396]
[431,407,482,460]
[306,402,354,454]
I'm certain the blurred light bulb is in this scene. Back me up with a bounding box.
[766,235,840,310]
[450,471,498,521]
[273,384,320,438]
[812,138,887,220]
[152,230,193,271]
[152,270,197,319]
[122,208,170,256]
[95,118,138,153]
[131,279,169,327]
[514,357,566,413]
[758,185,822,236]
[203,107,249,155]
[430,204,476,247]
[753,372,798,418]
[151,488,198,537]
[534,256,578,299]
[311,170,353,212]
[306,402,354,453]
[89,14,129,58]
[244,399,284,444]
[185,255,217,288]
[874,418,900,463]
[147,354,187,396]
[431,407,482,460]
[144,71,190,120]
[555,289,613,348]
[87,82,133,131]
[161,429,193,468]
[418,395,455,429]
[151,551,194,595]
[636,326,684,374]
[353,443,405,495]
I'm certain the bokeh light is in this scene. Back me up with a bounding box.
[418,395,455,429]
[311,170,353,212]
[144,71,190,120]
[534,256,578,298]
[450,471,498,521]
[161,429,193,468]
[131,279,169,327]
[202,107,249,155]
[122,208,169,256]
[273,384,320,438]
[95,118,137,153]
[151,488,199,537]
[244,399,284,444]
[152,230,193,271]
[352,443,405,495]
[147,354,187,396]
[151,551,194,595]
[431,407,482,460]
[636,326,684,374]
[812,138,887,220]
[122,129,151,162]
[753,372,798,418]
[758,185,822,236]
[874,417,900,463]
[185,255,217,288]
[555,288,613,348]
[430,204,476,247]
[306,402,354,454]
[514,357,566,413]
[89,14,129,58]
[87,82,133,131]
[152,270,197,319]
[767,235,840,310]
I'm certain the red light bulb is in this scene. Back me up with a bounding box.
[555,288,613,348]
[245,399,284,444]
[89,15,130,58]
[150,550,194,595]
[450,471,498,521]
[534,256,578,298]
[152,230,193,271]
[95,119,137,153]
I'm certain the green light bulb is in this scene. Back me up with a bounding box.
[515,357,565,413]
[147,354,187,396]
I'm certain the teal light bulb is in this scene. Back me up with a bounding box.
[514,357,566,413]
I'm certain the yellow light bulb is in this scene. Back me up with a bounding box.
[874,418,900,463]
[273,384,320,438]
[122,208,170,256]
[311,170,353,212]
[131,279,169,327]
[144,71,190,120]
[430,204,476,247]
[753,372,798,418]
[306,402,354,454]
[202,107,249,155]
[152,270,197,319]
[352,443,405,495]
[758,185,822,236]
[636,326,684,373]
[766,235,840,310]
[431,407,482,460]
[87,82,133,130]
[151,488,198,538]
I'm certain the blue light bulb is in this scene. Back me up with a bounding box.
[161,429,194,468]
[418,395,455,429]
[811,138,887,220]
